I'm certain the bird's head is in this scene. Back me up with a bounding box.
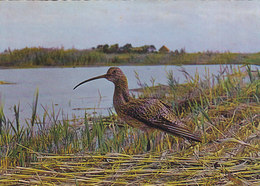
[105,67,126,83]
[73,67,127,90]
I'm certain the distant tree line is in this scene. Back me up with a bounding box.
[92,44,187,55]
[0,45,254,67]
[94,44,157,54]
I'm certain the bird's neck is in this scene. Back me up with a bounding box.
[113,78,131,108]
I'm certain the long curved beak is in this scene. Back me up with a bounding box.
[73,74,107,90]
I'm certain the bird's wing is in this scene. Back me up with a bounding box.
[122,99,201,142]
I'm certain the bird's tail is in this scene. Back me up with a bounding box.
[160,123,201,142]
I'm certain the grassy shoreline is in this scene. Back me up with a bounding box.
[0,65,259,184]
[0,47,259,68]
[0,81,14,85]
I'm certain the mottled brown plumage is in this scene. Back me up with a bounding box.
[74,67,201,142]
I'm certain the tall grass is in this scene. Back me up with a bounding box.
[0,65,259,184]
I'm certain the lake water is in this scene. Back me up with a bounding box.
[0,65,257,123]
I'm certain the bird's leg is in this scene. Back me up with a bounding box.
[147,139,151,151]
[146,132,151,151]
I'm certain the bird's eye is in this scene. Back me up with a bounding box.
[112,70,116,74]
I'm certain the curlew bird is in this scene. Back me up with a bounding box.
[74,67,201,148]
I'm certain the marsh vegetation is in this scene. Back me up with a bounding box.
[0,46,259,68]
[0,65,259,185]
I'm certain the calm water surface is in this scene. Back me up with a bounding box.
[0,65,256,123]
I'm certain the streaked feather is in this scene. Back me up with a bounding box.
[118,98,201,142]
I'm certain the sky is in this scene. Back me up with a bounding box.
[1,1,260,53]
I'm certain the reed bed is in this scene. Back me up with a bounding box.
[1,153,259,185]
[0,65,259,185]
